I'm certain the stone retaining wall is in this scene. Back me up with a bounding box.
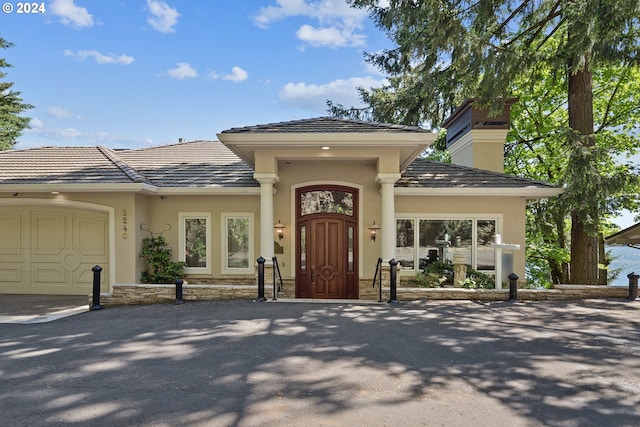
[96,283,630,307]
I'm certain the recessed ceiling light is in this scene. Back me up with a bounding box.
[321,146,330,150]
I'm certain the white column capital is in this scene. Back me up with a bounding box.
[376,173,401,185]
[253,173,279,185]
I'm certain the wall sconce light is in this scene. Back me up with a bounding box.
[274,220,285,240]
[368,221,380,241]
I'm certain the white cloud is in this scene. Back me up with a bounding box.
[47,106,82,119]
[29,118,44,128]
[147,0,180,33]
[209,66,249,83]
[278,76,386,112]
[224,66,249,83]
[254,0,368,48]
[167,62,198,79]
[297,24,365,47]
[64,49,135,65]
[50,0,94,28]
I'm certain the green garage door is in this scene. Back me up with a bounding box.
[0,206,109,295]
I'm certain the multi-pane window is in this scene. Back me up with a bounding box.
[300,190,353,216]
[179,213,211,274]
[222,213,253,274]
[396,217,498,272]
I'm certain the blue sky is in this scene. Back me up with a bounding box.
[2,0,390,149]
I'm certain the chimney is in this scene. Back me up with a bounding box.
[442,98,517,173]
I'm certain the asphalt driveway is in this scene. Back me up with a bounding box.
[1,298,639,426]
[0,294,89,323]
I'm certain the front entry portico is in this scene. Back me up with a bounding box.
[295,185,358,299]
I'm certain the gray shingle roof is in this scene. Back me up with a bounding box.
[0,146,136,184]
[0,140,557,192]
[221,117,430,134]
[0,141,258,188]
[117,141,257,187]
[398,158,557,189]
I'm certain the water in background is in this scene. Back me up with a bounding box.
[607,245,640,286]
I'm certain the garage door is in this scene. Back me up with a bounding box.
[0,206,109,295]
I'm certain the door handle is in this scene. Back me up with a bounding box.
[311,265,315,283]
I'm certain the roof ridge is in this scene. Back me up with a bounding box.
[119,140,216,153]
[221,116,430,133]
[97,145,151,184]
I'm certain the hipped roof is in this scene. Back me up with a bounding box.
[0,116,561,196]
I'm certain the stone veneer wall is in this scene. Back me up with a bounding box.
[96,283,629,307]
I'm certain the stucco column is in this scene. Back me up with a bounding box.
[377,174,401,262]
[254,174,278,262]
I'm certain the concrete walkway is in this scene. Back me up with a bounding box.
[1,298,639,426]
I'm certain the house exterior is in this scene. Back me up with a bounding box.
[605,223,640,248]
[0,101,561,298]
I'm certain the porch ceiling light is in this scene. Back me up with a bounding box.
[274,220,285,240]
[368,221,380,241]
[321,146,330,150]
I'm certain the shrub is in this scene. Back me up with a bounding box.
[139,236,186,284]
[459,267,495,289]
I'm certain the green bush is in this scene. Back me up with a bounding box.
[459,267,495,289]
[415,261,495,289]
[139,236,186,284]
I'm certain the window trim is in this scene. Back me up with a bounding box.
[221,212,254,275]
[178,212,212,275]
[395,214,502,275]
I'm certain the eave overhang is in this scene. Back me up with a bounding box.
[0,184,261,196]
[217,132,439,171]
[395,187,564,198]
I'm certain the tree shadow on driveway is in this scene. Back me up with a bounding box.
[1,299,639,426]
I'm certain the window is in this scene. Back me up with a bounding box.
[396,219,415,268]
[300,190,353,216]
[222,213,253,274]
[179,213,211,274]
[397,216,498,273]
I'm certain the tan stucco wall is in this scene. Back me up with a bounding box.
[0,181,529,288]
[274,159,382,279]
[139,194,261,277]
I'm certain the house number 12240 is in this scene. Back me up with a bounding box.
[122,209,128,239]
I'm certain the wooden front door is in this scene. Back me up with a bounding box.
[295,186,358,299]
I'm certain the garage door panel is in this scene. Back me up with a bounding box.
[31,263,67,284]
[0,262,24,283]
[75,263,108,286]
[31,212,68,256]
[0,212,26,256]
[74,215,108,256]
[0,205,109,295]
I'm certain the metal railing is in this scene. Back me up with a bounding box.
[272,256,283,300]
[372,257,383,303]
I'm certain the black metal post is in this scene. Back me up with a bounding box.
[90,265,104,311]
[627,272,639,301]
[508,273,519,301]
[388,258,399,304]
[174,278,184,305]
[256,256,266,302]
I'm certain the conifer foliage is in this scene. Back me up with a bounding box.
[333,0,640,285]
[0,36,32,150]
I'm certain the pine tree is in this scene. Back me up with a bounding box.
[0,36,33,150]
[336,0,640,285]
